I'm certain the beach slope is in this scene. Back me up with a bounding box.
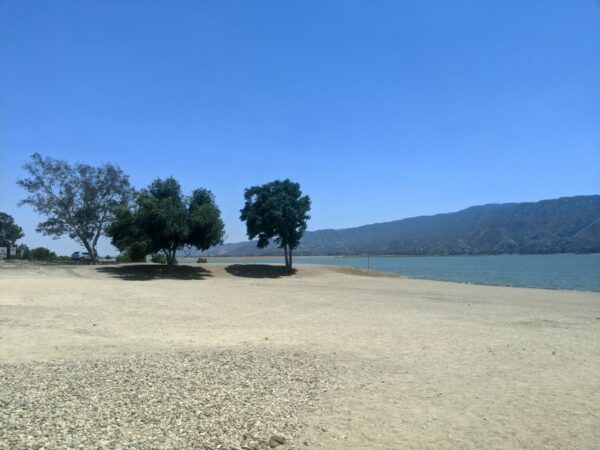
[1,263,599,448]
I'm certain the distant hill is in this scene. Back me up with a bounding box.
[197,195,600,257]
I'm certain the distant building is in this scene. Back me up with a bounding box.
[0,246,18,259]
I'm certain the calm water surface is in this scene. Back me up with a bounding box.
[201,254,600,292]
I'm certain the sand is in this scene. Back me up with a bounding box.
[1,262,599,449]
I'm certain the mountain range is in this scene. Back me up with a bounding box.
[197,195,600,257]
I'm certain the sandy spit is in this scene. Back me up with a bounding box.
[1,262,599,449]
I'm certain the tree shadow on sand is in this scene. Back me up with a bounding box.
[225,264,296,279]
[97,264,212,281]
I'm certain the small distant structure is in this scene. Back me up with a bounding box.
[0,246,18,259]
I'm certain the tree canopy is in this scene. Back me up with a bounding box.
[240,179,311,269]
[17,154,133,264]
[108,177,225,266]
[0,212,25,259]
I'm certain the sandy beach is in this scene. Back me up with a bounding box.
[1,262,599,449]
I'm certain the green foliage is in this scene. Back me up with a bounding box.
[29,247,57,261]
[240,179,311,268]
[0,212,25,259]
[17,153,133,264]
[127,242,149,262]
[114,243,147,263]
[21,247,70,263]
[196,257,207,263]
[54,256,73,263]
[149,253,176,264]
[115,253,130,263]
[151,253,167,264]
[108,177,225,266]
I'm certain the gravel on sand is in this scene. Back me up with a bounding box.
[0,347,336,449]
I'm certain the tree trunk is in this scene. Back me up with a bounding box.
[91,233,102,265]
[166,245,177,271]
[90,248,98,265]
[6,244,11,260]
[283,245,289,268]
[288,246,293,269]
[82,240,95,265]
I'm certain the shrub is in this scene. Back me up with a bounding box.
[196,257,207,263]
[116,253,130,263]
[55,256,72,263]
[114,243,147,264]
[29,247,57,261]
[151,253,166,264]
[128,242,148,262]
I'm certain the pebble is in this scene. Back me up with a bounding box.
[0,348,337,449]
[268,434,286,447]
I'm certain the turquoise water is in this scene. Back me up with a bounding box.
[203,254,600,292]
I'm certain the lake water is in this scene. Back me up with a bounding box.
[200,254,600,292]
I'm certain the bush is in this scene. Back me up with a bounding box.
[151,253,166,264]
[54,256,72,263]
[128,242,148,262]
[115,243,148,263]
[196,257,207,263]
[116,253,130,263]
[29,247,57,261]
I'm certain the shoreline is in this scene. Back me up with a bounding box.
[184,254,600,293]
[196,251,600,258]
[2,259,598,293]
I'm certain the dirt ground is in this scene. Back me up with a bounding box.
[1,262,599,449]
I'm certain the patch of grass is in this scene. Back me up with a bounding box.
[151,253,167,264]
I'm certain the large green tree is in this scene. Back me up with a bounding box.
[17,153,133,264]
[240,179,311,269]
[0,212,25,259]
[108,177,225,267]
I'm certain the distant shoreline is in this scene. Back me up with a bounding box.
[192,252,600,259]
[181,253,600,292]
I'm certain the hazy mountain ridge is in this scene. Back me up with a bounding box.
[197,195,600,256]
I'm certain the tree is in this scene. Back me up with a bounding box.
[17,154,133,265]
[108,177,225,267]
[29,247,57,261]
[0,212,25,259]
[240,179,311,269]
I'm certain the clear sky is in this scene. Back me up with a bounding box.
[1,1,599,255]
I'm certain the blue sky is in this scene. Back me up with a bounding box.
[1,1,599,255]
